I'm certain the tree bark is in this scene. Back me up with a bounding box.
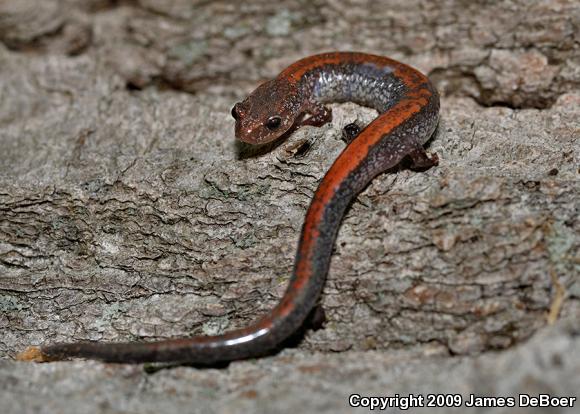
[0,0,578,412]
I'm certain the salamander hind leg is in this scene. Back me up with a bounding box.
[305,304,326,331]
[407,146,439,171]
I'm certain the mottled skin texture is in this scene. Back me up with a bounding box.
[18,52,439,364]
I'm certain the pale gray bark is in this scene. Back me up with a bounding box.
[0,0,578,412]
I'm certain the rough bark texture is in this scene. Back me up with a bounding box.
[0,0,578,412]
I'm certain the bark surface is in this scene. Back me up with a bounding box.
[0,1,578,412]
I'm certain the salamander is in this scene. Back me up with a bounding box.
[17,52,440,364]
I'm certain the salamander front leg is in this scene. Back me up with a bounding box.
[300,103,332,128]
[341,122,361,144]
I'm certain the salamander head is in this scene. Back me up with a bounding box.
[232,78,303,144]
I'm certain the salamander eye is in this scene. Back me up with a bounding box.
[231,103,241,120]
[265,116,282,130]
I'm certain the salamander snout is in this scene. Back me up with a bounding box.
[232,78,302,145]
[232,103,293,144]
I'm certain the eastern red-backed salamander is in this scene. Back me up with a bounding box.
[18,52,439,364]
